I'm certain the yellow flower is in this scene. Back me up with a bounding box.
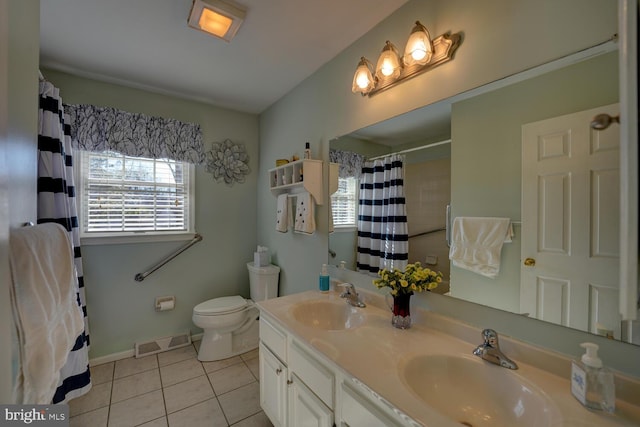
[400,279,409,288]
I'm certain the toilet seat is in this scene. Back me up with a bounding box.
[194,295,247,316]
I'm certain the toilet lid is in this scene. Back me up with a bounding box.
[194,295,247,315]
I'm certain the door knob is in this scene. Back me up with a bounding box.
[590,114,619,130]
[524,258,536,267]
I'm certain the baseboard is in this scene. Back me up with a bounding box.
[89,349,135,367]
[89,332,204,366]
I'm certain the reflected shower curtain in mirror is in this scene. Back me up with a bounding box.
[37,78,91,403]
[356,155,409,273]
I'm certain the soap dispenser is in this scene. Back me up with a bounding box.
[319,264,330,293]
[570,342,615,412]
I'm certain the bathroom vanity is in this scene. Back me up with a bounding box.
[257,289,640,427]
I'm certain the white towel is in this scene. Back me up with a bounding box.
[276,194,289,233]
[448,217,512,278]
[9,223,84,404]
[294,192,316,234]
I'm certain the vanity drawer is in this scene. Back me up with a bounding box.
[289,340,334,409]
[260,315,287,363]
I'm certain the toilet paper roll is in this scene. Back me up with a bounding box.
[158,300,174,311]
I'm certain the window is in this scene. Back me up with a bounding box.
[77,150,194,242]
[331,176,358,228]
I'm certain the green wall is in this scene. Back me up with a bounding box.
[258,0,640,378]
[450,51,619,312]
[43,69,260,359]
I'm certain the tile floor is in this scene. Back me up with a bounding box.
[68,342,273,427]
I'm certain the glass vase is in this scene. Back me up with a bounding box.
[391,292,412,329]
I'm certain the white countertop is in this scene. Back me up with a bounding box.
[257,288,640,427]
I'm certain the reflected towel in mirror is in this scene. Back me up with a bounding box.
[449,217,512,278]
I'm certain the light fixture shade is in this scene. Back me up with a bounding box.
[352,57,376,95]
[375,41,402,81]
[403,21,433,66]
[188,0,246,42]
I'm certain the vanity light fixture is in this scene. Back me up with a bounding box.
[352,20,461,97]
[188,0,247,42]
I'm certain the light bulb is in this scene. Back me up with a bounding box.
[356,71,371,89]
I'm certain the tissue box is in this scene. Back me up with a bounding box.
[254,251,270,267]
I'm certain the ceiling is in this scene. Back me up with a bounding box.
[39,0,408,114]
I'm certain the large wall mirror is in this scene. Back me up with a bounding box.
[328,41,639,346]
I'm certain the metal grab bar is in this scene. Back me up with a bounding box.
[408,227,446,239]
[135,233,203,282]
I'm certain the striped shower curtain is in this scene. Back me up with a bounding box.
[38,78,91,403]
[356,154,409,274]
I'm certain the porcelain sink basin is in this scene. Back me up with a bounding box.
[290,299,365,331]
[399,354,558,426]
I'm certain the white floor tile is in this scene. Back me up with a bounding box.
[240,349,258,362]
[111,369,162,403]
[202,356,243,374]
[163,375,214,414]
[160,358,205,387]
[167,398,228,427]
[245,357,260,381]
[69,406,109,427]
[108,390,165,427]
[208,363,255,395]
[90,362,114,385]
[231,411,273,427]
[158,345,197,367]
[114,355,158,379]
[138,416,168,427]
[218,382,261,425]
[69,381,112,417]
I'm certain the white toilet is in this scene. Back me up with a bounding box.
[192,262,280,361]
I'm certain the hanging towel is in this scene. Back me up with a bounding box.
[294,192,316,234]
[448,217,512,278]
[276,194,289,233]
[9,223,85,404]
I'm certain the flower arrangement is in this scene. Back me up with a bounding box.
[373,262,443,296]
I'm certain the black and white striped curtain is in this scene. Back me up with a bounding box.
[38,79,91,403]
[356,155,409,274]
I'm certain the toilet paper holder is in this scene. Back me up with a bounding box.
[155,296,176,311]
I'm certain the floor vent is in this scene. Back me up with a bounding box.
[135,331,192,358]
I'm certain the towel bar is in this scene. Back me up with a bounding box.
[135,233,203,282]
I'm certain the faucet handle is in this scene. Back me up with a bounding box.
[481,329,499,347]
[338,283,356,297]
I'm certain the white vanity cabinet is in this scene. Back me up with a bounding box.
[338,379,406,427]
[259,314,335,427]
[259,312,412,427]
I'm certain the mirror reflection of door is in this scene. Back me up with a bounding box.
[520,104,620,338]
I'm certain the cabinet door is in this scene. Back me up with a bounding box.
[289,373,334,427]
[260,343,288,427]
[339,381,404,427]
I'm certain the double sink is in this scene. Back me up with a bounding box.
[289,296,557,426]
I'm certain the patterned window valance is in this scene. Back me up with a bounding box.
[329,149,366,179]
[65,104,205,165]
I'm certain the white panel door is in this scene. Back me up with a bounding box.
[521,104,621,338]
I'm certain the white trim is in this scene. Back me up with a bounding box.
[618,0,638,322]
[81,231,195,246]
[89,333,203,366]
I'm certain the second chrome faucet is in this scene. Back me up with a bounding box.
[473,329,518,370]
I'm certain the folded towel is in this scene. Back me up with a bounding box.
[448,217,511,278]
[9,223,84,404]
[294,192,316,234]
[276,194,289,233]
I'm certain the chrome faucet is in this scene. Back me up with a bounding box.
[472,329,518,370]
[338,283,366,308]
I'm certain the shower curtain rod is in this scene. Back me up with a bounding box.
[369,138,451,161]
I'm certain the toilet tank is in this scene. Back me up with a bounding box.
[247,262,280,302]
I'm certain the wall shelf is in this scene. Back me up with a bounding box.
[269,159,325,205]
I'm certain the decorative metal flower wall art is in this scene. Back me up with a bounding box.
[205,139,250,185]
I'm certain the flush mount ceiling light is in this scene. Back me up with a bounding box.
[188,0,247,42]
[352,21,461,97]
